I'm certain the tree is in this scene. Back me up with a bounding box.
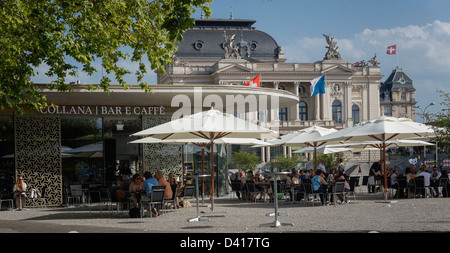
[429,90,450,153]
[0,0,212,114]
[270,155,303,171]
[316,152,346,172]
[231,150,261,173]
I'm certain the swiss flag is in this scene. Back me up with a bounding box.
[387,45,397,55]
[244,74,260,87]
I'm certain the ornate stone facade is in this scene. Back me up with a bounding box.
[159,19,383,130]
[158,19,386,163]
[380,67,417,119]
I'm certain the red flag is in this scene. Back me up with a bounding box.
[387,45,397,55]
[244,74,260,87]
[352,61,364,67]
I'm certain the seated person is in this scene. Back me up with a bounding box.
[290,170,304,201]
[13,176,27,209]
[129,173,143,208]
[142,171,158,200]
[176,173,192,197]
[155,171,173,200]
[312,170,329,204]
[120,175,132,191]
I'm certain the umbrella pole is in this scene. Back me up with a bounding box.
[210,141,215,211]
[314,146,317,171]
[383,141,388,202]
[202,147,205,206]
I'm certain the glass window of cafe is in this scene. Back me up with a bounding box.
[61,117,142,190]
[182,143,228,197]
[0,116,15,201]
[61,117,104,191]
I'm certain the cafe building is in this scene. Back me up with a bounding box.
[0,84,297,207]
[1,17,387,207]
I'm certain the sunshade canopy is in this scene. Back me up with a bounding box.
[131,108,278,140]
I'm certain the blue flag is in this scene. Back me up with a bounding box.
[310,74,325,96]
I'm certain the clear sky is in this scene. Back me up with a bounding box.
[32,0,450,118]
[206,0,450,117]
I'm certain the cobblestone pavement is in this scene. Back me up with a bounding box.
[1,193,449,233]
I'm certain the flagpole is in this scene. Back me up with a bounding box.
[396,44,399,67]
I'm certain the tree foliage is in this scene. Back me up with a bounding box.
[270,155,302,171]
[231,150,261,173]
[430,90,450,152]
[0,0,212,114]
[316,152,346,172]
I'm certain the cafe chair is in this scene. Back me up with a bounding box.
[67,185,83,206]
[142,186,165,218]
[302,183,321,206]
[163,184,178,212]
[0,192,14,210]
[438,177,449,198]
[30,187,47,209]
[230,180,242,199]
[269,180,287,201]
[395,176,408,199]
[88,190,105,215]
[361,176,369,194]
[182,184,195,200]
[245,181,262,203]
[413,177,426,198]
[346,177,358,202]
[329,181,345,205]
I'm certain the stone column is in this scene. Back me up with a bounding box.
[345,81,353,127]
[294,82,300,121]
[314,93,320,120]
[321,82,330,121]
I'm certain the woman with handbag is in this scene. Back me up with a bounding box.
[13,176,27,209]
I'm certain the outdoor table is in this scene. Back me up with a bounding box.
[187,174,211,223]
[13,190,29,211]
[260,171,293,228]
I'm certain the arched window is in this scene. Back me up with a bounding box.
[352,104,360,125]
[384,106,392,116]
[332,100,342,123]
[257,110,267,123]
[279,107,288,121]
[298,85,306,95]
[298,102,308,121]
[278,85,285,90]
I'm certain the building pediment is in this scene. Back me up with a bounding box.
[322,63,355,75]
[213,61,254,74]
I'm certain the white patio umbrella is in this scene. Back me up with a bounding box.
[317,115,436,200]
[334,139,435,150]
[252,130,305,148]
[130,137,271,146]
[130,108,278,210]
[293,145,356,154]
[281,125,338,171]
[129,137,271,205]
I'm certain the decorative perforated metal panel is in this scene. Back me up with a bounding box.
[142,117,182,178]
[15,116,62,207]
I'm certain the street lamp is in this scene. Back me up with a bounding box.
[412,102,436,166]
[413,102,435,123]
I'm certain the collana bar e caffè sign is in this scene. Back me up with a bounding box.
[40,105,166,116]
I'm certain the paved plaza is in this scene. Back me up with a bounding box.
[1,192,449,234]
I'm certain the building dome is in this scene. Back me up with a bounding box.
[175,19,281,61]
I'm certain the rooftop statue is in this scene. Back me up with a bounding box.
[323,34,341,60]
[222,31,241,59]
[368,54,380,67]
